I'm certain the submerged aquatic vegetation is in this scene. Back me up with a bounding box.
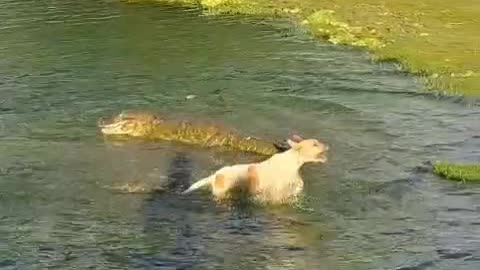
[303,10,383,49]
[128,0,480,96]
[433,162,480,182]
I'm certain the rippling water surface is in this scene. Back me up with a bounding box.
[0,1,479,269]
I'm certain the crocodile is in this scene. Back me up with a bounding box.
[98,111,290,156]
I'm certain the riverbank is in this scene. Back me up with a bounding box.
[433,162,480,182]
[127,0,479,96]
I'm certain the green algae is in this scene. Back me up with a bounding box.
[433,162,480,182]
[126,0,480,96]
[303,10,383,49]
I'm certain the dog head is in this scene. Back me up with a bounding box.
[287,137,328,163]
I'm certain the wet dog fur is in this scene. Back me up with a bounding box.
[183,136,328,204]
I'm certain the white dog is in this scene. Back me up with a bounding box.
[183,136,329,204]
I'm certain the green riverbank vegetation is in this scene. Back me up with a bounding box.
[128,0,479,96]
[433,162,480,182]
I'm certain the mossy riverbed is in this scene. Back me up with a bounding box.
[128,0,479,96]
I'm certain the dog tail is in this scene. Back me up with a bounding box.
[182,175,214,194]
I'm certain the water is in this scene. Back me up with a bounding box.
[1,1,479,269]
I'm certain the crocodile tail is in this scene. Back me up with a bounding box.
[182,175,214,194]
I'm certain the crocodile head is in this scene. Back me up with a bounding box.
[98,111,163,137]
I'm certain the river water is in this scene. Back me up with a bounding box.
[0,1,479,269]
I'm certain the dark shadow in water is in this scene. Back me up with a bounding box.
[164,152,195,193]
[134,151,205,269]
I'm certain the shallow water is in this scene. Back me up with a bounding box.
[0,1,479,269]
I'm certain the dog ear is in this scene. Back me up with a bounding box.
[290,134,303,142]
[287,139,301,150]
